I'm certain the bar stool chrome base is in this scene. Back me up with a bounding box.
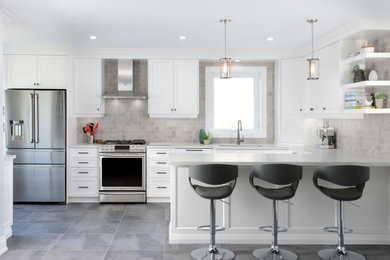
[253,248,298,260]
[318,249,365,260]
[191,247,235,260]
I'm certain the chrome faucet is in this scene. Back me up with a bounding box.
[237,120,244,145]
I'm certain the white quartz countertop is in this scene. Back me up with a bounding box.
[68,144,100,148]
[148,143,214,149]
[169,146,390,166]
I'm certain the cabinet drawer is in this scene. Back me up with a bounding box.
[175,148,213,153]
[147,149,175,158]
[70,149,98,158]
[147,180,171,197]
[148,168,171,178]
[148,159,170,168]
[70,158,98,168]
[69,179,98,197]
[70,168,98,177]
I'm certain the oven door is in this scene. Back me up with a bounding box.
[100,153,145,191]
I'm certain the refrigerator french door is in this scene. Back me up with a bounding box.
[5,89,66,202]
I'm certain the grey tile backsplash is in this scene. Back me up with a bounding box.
[77,60,275,144]
[328,32,390,158]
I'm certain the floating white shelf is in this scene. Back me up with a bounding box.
[342,80,390,89]
[344,108,390,114]
[342,53,390,64]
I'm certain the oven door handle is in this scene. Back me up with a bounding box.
[100,153,145,158]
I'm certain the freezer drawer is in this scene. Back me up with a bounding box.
[13,164,65,202]
[7,149,65,164]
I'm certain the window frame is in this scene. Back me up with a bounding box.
[205,66,268,138]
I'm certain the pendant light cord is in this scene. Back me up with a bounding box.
[224,19,227,58]
[311,22,314,58]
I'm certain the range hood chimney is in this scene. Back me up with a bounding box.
[103,59,147,99]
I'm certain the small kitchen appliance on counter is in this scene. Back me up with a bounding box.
[99,139,147,203]
[316,122,336,149]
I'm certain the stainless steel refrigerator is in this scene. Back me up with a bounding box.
[5,89,66,203]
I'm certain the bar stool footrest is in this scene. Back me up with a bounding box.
[259,225,288,233]
[323,226,353,233]
[197,225,225,232]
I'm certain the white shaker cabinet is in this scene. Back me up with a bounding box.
[279,58,305,144]
[6,55,66,89]
[73,59,104,117]
[148,59,199,118]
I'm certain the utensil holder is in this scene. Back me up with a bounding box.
[88,135,94,144]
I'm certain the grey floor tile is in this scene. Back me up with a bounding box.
[52,233,114,251]
[66,220,119,234]
[123,205,165,221]
[164,250,192,260]
[31,211,83,223]
[116,220,165,234]
[42,251,106,260]
[14,221,72,234]
[0,250,47,260]
[6,233,63,251]
[45,203,92,212]
[79,210,124,221]
[105,250,164,260]
[109,234,164,251]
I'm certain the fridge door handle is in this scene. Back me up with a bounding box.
[35,93,39,143]
[30,93,35,143]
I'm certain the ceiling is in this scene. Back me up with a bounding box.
[1,0,390,50]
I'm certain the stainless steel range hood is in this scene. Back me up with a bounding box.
[103,59,147,99]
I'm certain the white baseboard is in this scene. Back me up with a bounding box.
[147,197,170,203]
[4,226,12,239]
[0,235,7,256]
[169,233,390,245]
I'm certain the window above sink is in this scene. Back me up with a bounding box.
[205,66,267,138]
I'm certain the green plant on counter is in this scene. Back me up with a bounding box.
[375,93,386,99]
[352,64,365,73]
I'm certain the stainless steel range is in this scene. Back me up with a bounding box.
[99,139,147,203]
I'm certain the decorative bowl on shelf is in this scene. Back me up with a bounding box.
[363,46,375,54]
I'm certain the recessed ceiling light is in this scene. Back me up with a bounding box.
[179,36,186,40]
[267,37,274,41]
[89,35,97,40]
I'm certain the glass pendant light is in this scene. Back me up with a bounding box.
[220,19,232,79]
[307,19,319,80]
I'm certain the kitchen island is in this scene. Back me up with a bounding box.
[168,146,390,245]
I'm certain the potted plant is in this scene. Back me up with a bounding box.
[375,93,386,108]
[352,64,365,82]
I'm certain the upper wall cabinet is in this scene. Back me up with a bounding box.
[279,58,305,144]
[6,55,66,89]
[73,59,104,117]
[148,59,199,118]
[303,41,344,116]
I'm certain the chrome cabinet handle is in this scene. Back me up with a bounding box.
[156,152,167,155]
[157,162,167,164]
[30,93,35,143]
[78,186,89,189]
[156,172,167,174]
[78,152,89,154]
[34,94,39,143]
[156,186,167,189]
[78,172,89,174]
[78,162,89,164]
[185,149,203,152]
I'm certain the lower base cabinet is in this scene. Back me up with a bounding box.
[68,147,99,202]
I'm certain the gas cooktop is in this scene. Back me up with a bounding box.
[100,139,147,153]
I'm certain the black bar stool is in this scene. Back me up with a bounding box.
[313,165,370,260]
[249,164,303,260]
[189,164,238,260]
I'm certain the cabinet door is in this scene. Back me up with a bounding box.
[279,58,304,144]
[148,60,174,116]
[37,56,66,89]
[6,55,37,89]
[173,60,199,116]
[280,58,304,115]
[73,59,103,116]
